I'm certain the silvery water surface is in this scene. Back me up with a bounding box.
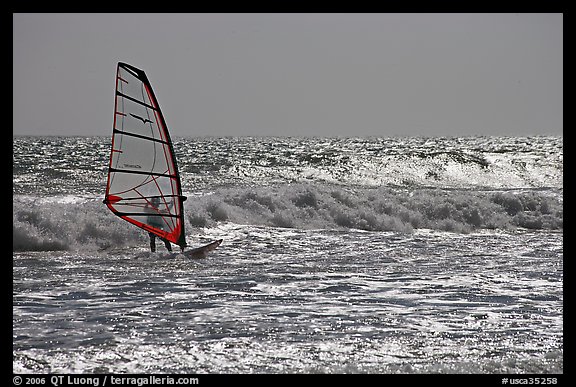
[13,136,563,373]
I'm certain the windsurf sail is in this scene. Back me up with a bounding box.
[103,62,187,249]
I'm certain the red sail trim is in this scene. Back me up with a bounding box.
[106,195,122,204]
[119,215,181,242]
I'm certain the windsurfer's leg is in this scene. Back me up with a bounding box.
[149,232,156,252]
[163,238,172,252]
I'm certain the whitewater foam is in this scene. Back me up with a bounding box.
[13,182,562,253]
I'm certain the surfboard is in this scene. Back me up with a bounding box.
[103,62,221,255]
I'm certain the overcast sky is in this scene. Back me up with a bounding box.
[13,13,562,137]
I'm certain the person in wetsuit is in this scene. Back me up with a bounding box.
[145,196,172,252]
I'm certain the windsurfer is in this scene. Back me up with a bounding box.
[145,197,173,252]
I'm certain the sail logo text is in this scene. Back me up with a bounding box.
[123,163,142,169]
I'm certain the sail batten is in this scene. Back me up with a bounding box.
[114,212,181,218]
[104,62,187,249]
[112,129,171,145]
[116,90,158,111]
[108,167,177,178]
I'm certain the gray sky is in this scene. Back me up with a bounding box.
[13,13,563,137]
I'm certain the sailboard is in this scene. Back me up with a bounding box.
[169,239,223,259]
[184,239,223,258]
[103,62,220,256]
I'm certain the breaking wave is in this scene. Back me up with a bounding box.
[13,196,143,252]
[13,184,563,252]
[186,184,562,233]
[12,136,563,252]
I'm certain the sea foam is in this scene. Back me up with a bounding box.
[13,184,562,252]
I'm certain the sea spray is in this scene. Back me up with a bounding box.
[183,184,562,233]
[13,185,562,252]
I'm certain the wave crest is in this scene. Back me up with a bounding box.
[185,184,563,234]
[13,185,562,252]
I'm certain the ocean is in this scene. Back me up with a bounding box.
[13,135,563,374]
